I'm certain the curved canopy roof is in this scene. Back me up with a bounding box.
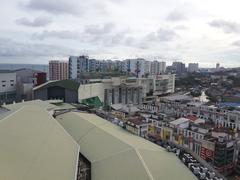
[56,112,197,180]
[0,102,79,180]
[33,80,80,91]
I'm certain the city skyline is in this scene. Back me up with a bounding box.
[1,0,240,67]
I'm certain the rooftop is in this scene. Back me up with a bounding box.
[0,69,16,73]
[56,112,197,180]
[0,101,79,180]
[111,103,140,113]
[33,79,80,91]
[162,94,193,102]
[170,117,190,126]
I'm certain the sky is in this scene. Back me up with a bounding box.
[0,0,240,67]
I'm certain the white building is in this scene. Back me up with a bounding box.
[78,74,175,106]
[68,56,78,79]
[151,74,175,95]
[0,71,16,104]
[69,55,89,79]
[124,58,147,77]
[144,60,151,75]
[150,61,166,75]
[78,77,143,106]
[188,63,199,73]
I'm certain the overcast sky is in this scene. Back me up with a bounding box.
[0,0,240,67]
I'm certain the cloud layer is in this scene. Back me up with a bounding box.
[0,0,240,67]
[16,16,52,27]
[25,0,82,15]
[209,19,240,33]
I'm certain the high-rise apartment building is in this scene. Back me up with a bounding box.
[150,61,166,75]
[69,56,89,79]
[188,63,199,73]
[124,58,147,78]
[49,60,68,81]
[172,61,186,74]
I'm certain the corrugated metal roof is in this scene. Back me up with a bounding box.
[56,112,197,180]
[0,103,79,180]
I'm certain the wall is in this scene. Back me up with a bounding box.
[78,83,106,102]
[0,72,16,93]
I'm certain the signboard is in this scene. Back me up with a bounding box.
[200,147,214,160]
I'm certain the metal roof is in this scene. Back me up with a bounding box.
[56,112,197,180]
[0,102,79,180]
[170,117,190,125]
[162,94,193,101]
[33,79,80,91]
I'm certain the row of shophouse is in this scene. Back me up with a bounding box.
[109,99,240,177]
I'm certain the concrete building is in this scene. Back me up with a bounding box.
[68,56,78,79]
[172,61,186,74]
[78,74,175,106]
[151,74,175,96]
[150,61,166,75]
[144,60,151,75]
[15,68,47,101]
[188,63,199,73]
[0,70,16,104]
[78,77,144,106]
[89,58,97,72]
[125,58,148,77]
[49,60,68,80]
[126,117,149,137]
[69,55,89,79]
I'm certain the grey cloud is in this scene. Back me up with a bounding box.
[32,24,176,51]
[0,38,77,57]
[25,0,82,15]
[32,30,79,40]
[166,11,188,22]
[232,40,240,47]
[145,28,179,42]
[84,23,115,35]
[209,19,240,33]
[32,23,116,42]
[174,25,188,30]
[16,16,52,27]
[31,23,122,48]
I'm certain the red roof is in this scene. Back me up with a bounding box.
[186,115,198,121]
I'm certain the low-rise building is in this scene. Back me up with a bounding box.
[126,117,149,137]
[0,70,16,104]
